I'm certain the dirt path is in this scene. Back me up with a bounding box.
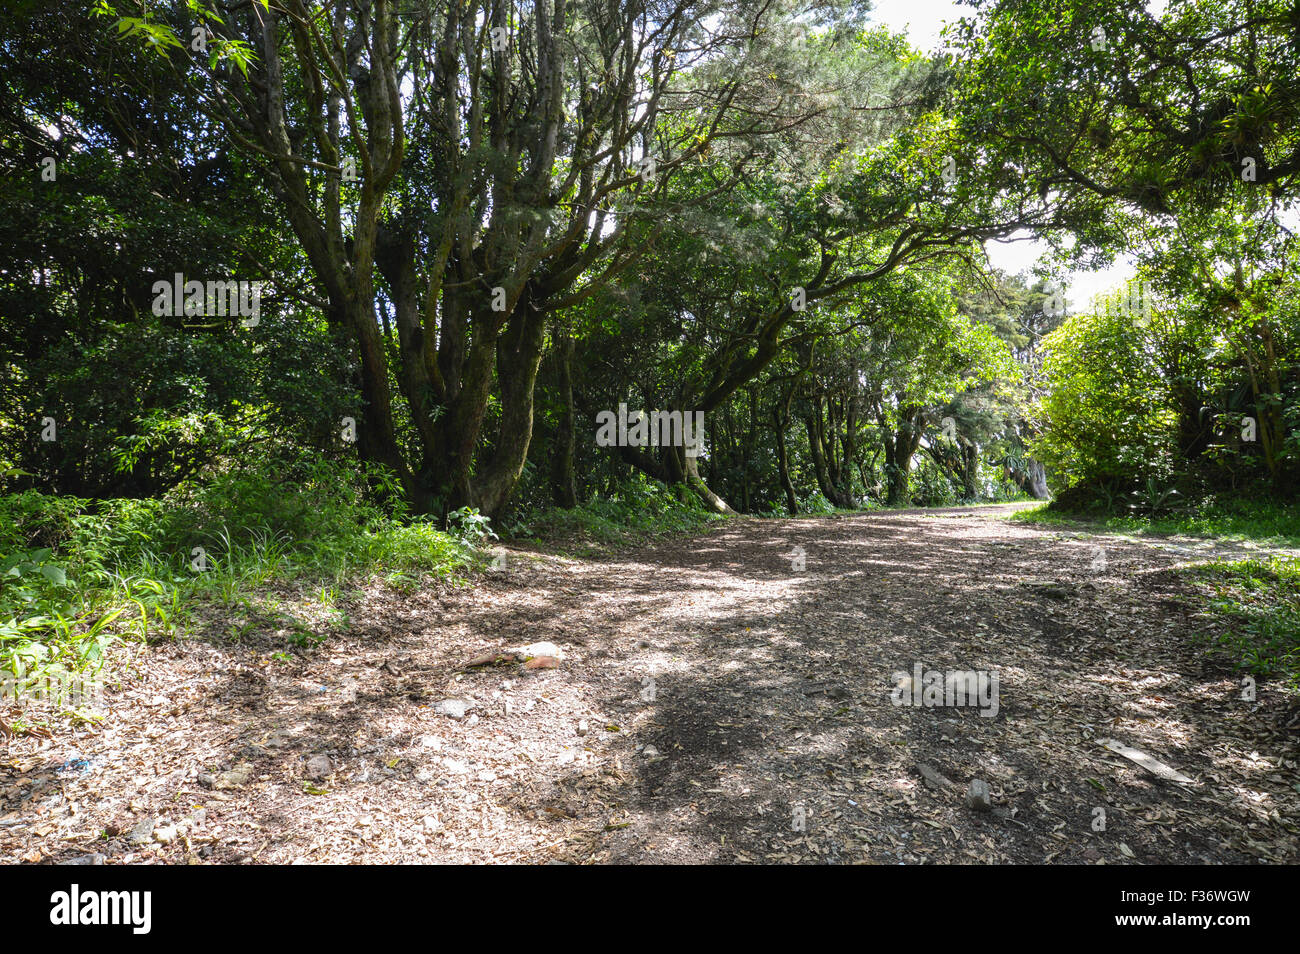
[3,505,1297,864]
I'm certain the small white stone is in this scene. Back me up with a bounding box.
[434,699,471,720]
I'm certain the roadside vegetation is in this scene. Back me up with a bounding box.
[1010,500,1300,550]
[0,460,479,706]
[1184,557,1300,688]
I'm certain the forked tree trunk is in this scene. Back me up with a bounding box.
[473,300,549,521]
[807,410,856,508]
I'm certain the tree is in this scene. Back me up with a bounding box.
[103,0,894,519]
[952,0,1300,214]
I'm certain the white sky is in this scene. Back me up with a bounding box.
[868,0,1135,307]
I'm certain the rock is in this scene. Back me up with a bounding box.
[642,745,660,758]
[127,817,156,845]
[215,763,253,789]
[305,754,334,779]
[153,824,178,844]
[577,720,589,736]
[524,656,559,670]
[196,771,216,789]
[434,699,471,720]
[60,853,106,865]
[965,778,992,812]
[518,642,563,661]
[916,763,957,793]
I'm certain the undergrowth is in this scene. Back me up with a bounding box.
[0,458,477,702]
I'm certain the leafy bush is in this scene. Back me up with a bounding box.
[1032,305,1179,496]
[447,507,498,548]
[799,491,839,515]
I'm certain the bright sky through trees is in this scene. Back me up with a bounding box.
[870,0,1136,305]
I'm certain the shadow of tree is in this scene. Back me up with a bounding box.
[21,506,1296,865]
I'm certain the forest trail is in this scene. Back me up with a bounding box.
[3,505,1297,864]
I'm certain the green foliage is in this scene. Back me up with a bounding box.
[1031,300,1178,494]
[951,0,1300,213]
[446,507,499,550]
[509,478,723,553]
[4,1,1295,716]
[0,458,473,693]
[1011,499,1300,549]
[798,492,841,515]
[1185,557,1300,686]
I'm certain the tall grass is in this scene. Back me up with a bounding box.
[0,459,477,697]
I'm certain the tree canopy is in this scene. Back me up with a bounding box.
[2,0,1295,519]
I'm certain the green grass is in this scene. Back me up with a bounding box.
[504,479,725,554]
[1181,556,1300,688]
[0,462,480,702]
[1009,499,1300,548]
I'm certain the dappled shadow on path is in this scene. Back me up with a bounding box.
[5,506,1295,864]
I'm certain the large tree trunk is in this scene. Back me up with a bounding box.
[960,442,979,499]
[473,297,549,521]
[1026,459,1049,499]
[805,406,855,508]
[346,293,412,496]
[884,412,924,505]
[434,327,497,514]
[884,457,907,505]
